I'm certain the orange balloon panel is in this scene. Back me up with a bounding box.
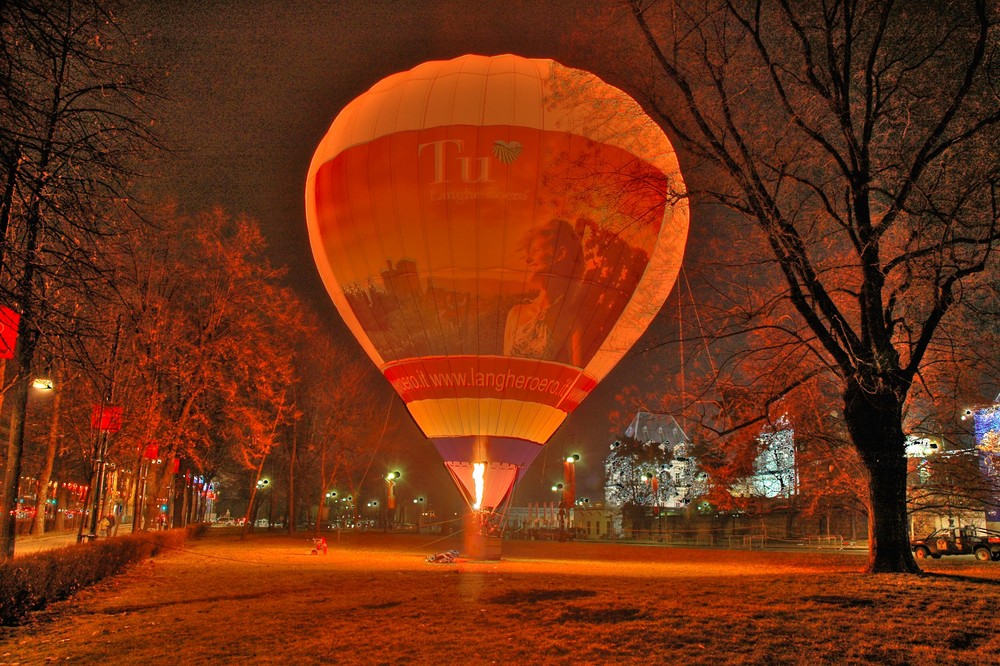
[306,54,688,445]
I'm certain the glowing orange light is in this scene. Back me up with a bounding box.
[472,462,485,510]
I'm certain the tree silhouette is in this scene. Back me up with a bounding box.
[603,0,1000,572]
[0,0,159,557]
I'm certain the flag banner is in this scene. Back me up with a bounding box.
[143,442,159,459]
[91,405,123,432]
[0,306,20,359]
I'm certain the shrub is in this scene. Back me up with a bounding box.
[0,524,205,626]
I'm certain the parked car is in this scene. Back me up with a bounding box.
[911,526,1000,561]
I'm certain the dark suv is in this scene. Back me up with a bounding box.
[911,526,1000,562]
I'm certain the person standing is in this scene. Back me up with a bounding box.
[98,515,111,537]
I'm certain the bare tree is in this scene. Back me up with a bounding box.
[600,0,1000,572]
[0,0,158,558]
[289,327,393,533]
[111,205,303,528]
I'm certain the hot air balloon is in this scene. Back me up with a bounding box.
[305,54,687,548]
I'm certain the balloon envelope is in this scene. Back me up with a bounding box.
[306,54,688,512]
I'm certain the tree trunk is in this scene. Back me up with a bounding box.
[0,188,42,557]
[142,459,168,530]
[0,370,31,558]
[172,470,186,528]
[241,455,268,540]
[286,428,296,534]
[0,323,39,558]
[129,454,145,532]
[843,380,919,573]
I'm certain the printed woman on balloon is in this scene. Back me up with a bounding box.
[504,218,587,366]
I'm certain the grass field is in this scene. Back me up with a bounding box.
[2,529,999,664]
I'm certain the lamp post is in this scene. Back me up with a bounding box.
[412,496,426,533]
[345,495,355,528]
[550,482,566,538]
[254,478,270,528]
[81,318,123,542]
[29,374,57,537]
[563,454,579,508]
[385,470,400,530]
[562,454,579,538]
[82,405,114,542]
[324,490,337,528]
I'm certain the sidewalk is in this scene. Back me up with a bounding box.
[14,530,91,557]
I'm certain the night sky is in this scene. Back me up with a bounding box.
[128,1,683,507]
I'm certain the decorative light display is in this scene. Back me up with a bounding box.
[974,406,1000,522]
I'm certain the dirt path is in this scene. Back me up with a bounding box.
[2,531,998,664]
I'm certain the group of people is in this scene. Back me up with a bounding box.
[97,513,116,537]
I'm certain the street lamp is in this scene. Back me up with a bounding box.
[563,454,579,508]
[31,377,54,391]
[385,471,400,530]
[411,496,426,533]
[27,376,56,537]
[342,495,355,527]
[324,491,337,528]
[253,478,270,529]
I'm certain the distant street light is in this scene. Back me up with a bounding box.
[385,471,400,530]
[563,454,578,509]
[324,491,338,527]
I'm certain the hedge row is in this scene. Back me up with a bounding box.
[0,524,206,626]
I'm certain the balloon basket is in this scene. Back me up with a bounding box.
[465,532,503,561]
[463,512,503,560]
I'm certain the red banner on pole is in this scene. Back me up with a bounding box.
[91,405,123,432]
[142,442,159,460]
[171,458,180,474]
[0,306,20,359]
